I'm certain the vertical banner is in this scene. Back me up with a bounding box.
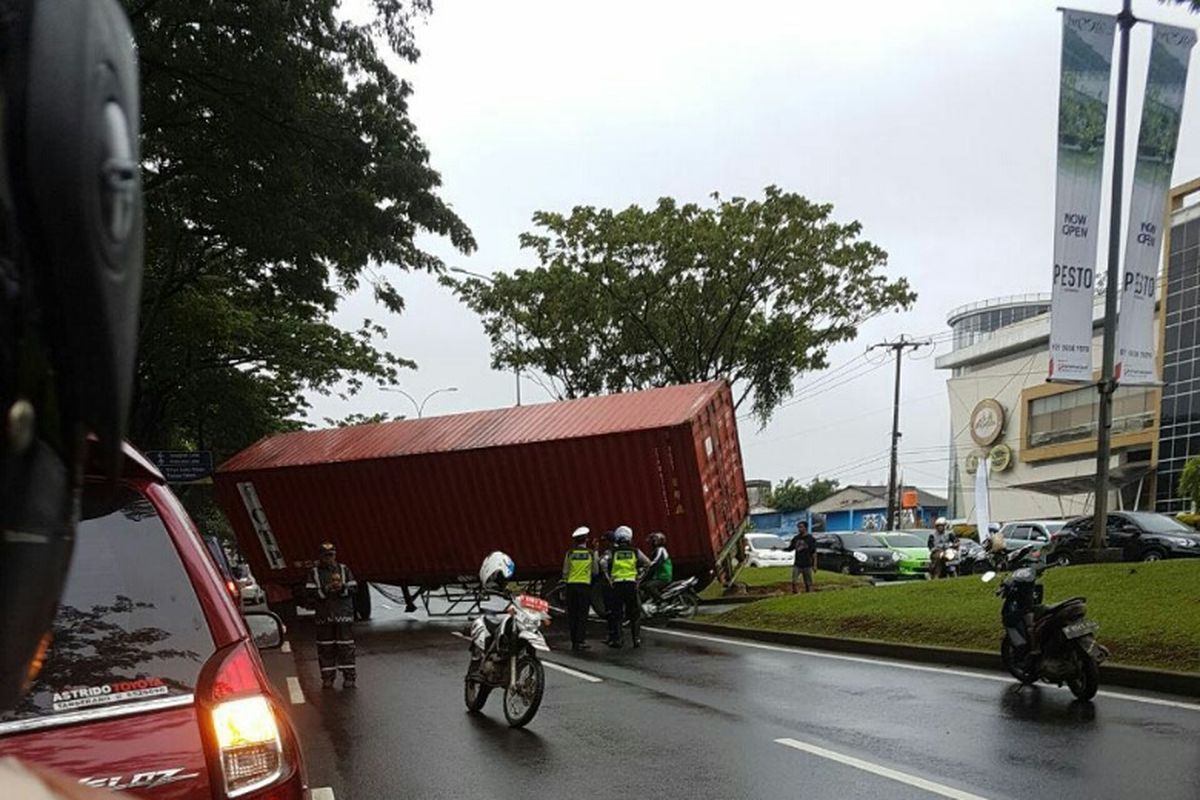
[1048,11,1116,382]
[1115,24,1197,384]
[974,456,991,547]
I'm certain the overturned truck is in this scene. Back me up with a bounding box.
[214,381,748,619]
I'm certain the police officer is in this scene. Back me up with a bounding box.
[601,525,651,649]
[308,542,358,688]
[562,526,597,652]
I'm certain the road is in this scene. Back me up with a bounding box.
[260,590,1200,800]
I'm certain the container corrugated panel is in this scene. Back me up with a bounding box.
[214,381,748,589]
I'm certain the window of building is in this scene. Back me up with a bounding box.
[1028,385,1155,449]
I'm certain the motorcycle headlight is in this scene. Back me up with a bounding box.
[853,551,868,563]
[945,549,958,560]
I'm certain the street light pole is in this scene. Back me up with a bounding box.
[381,386,458,418]
[449,267,522,406]
[1092,0,1135,550]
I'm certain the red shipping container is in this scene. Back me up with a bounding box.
[214,381,747,607]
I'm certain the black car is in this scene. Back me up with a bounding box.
[814,532,903,578]
[1050,512,1200,565]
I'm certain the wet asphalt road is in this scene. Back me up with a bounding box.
[260,591,1200,800]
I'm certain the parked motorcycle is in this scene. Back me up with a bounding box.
[640,576,700,622]
[464,592,551,727]
[982,545,1108,700]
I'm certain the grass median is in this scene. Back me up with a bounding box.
[698,566,870,600]
[709,560,1200,673]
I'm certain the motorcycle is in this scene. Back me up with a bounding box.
[930,537,961,579]
[640,576,700,622]
[464,592,551,727]
[982,545,1108,701]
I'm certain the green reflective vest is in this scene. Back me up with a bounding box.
[611,549,638,582]
[566,548,593,584]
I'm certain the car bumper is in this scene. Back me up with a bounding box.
[896,563,931,577]
[850,564,901,577]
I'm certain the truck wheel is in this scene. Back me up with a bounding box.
[354,582,372,621]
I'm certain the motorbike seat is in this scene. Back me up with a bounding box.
[1034,596,1086,619]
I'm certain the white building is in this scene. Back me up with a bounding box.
[936,295,1158,522]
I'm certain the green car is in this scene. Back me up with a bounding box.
[872,532,932,579]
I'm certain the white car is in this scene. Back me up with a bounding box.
[744,533,795,567]
[234,563,267,606]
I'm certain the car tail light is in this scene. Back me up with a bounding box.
[202,643,295,798]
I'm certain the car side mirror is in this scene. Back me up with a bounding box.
[245,611,285,650]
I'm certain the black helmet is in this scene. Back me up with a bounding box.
[648,532,666,548]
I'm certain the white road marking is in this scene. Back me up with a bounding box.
[542,661,603,683]
[447,633,602,682]
[311,788,335,800]
[775,738,990,800]
[650,628,1200,712]
[281,641,292,653]
[286,676,305,705]
[382,602,395,610]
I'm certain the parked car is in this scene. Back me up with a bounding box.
[814,532,902,578]
[236,563,268,606]
[0,444,307,799]
[995,520,1064,550]
[873,532,932,578]
[1051,512,1200,565]
[743,533,795,568]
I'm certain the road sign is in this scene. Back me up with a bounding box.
[145,450,214,484]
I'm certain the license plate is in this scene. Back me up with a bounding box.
[1063,620,1099,639]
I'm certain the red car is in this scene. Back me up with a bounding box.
[0,445,306,799]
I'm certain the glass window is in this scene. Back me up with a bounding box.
[0,485,214,724]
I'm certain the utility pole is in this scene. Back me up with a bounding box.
[1092,0,1135,550]
[870,336,930,530]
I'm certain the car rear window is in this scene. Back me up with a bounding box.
[0,484,214,724]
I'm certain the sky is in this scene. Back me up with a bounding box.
[315,0,1200,497]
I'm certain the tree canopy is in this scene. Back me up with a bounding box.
[444,187,914,423]
[1178,456,1200,511]
[124,0,473,456]
[769,477,840,513]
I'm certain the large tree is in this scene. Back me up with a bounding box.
[445,187,914,423]
[769,477,840,513]
[125,0,473,455]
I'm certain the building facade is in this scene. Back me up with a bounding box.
[1156,179,1200,513]
[938,295,1159,522]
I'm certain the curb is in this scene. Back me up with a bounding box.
[668,619,1200,699]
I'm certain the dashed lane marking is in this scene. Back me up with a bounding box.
[286,676,305,705]
[281,641,292,654]
[775,738,990,800]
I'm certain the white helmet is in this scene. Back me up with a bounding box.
[934,517,948,528]
[613,525,633,545]
[479,551,515,590]
[572,526,590,541]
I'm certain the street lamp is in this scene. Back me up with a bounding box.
[450,266,522,406]
[381,386,458,418]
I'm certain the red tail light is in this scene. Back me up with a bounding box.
[200,643,301,798]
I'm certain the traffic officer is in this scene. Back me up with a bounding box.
[601,525,651,649]
[307,542,358,688]
[562,526,598,652]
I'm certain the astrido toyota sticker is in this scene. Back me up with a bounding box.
[51,677,169,712]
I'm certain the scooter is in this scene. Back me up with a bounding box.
[930,538,961,579]
[982,545,1108,701]
[640,576,700,621]
[464,592,551,727]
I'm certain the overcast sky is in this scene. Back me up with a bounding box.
[315,0,1200,496]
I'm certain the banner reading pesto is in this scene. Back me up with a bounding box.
[1115,24,1196,385]
[1048,11,1116,382]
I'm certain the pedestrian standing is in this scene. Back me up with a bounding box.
[307,542,358,688]
[562,526,598,652]
[601,525,651,648]
[784,520,818,594]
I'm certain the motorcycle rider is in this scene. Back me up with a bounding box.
[601,525,651,648]
[641,532,672,607]
[308,542,358,688]
[928,517,954,579]
[562,526,597,652]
